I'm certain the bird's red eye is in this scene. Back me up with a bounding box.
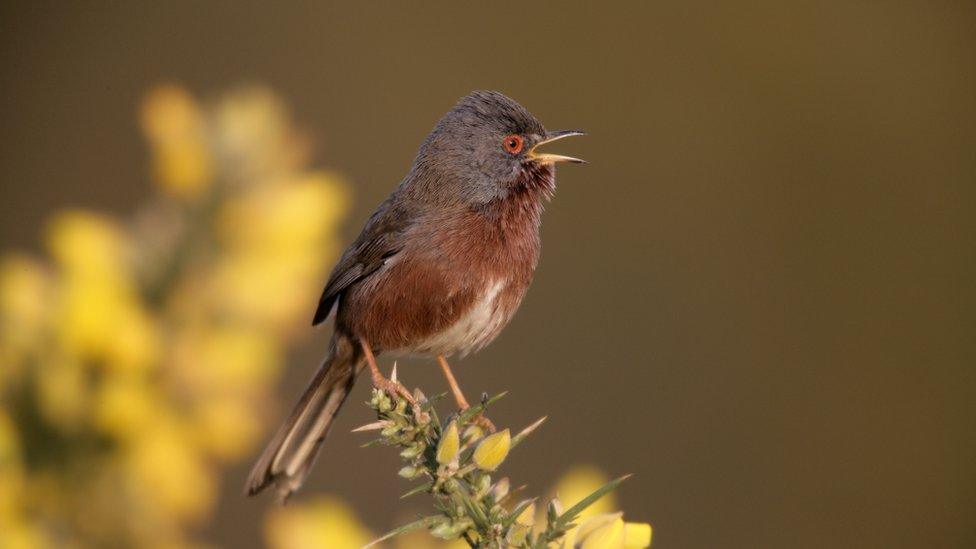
[502,134,524,154]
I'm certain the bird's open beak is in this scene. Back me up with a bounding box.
[527,130,586,164]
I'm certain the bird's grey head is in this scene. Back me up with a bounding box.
[411,91,584,204]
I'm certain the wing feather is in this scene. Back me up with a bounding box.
[311,194,412,325]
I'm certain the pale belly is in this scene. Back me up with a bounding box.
[405,279,511,357]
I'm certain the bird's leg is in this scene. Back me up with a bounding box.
[437,355,470,409]
[360,339,417,407]
[437,355,496,432]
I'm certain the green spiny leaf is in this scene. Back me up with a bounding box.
[554,474,632,529]
[458,391,508,424]
[454,485,490,530]
[510,416,546,450]
[364,516,443,548]
[400,481,433,499]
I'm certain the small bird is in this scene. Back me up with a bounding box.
[246,90,584,500]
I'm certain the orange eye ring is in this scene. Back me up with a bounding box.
[502,134,524,154]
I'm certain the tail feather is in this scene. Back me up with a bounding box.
[245,334,363,501]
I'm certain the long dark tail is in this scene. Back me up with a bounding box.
[245,333,363,501]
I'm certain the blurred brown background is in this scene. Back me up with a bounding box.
[2,2,974,547]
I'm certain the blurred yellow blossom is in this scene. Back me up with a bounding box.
[214,86,308,179]
[140,85,213,198]
[140,85,204,142]
[209,173,347,329]
[0,412,48,549]
[517,501,537,526]
[125,416,215,522]
[561,512,652,549]
[36,357,89,431]
[217,173,349,250]
[171,325,280,394]
[265,496,374,549]
[264,496,477,549]
[0,259,48,382]
[547,468,651,549]
[0,256,48,340]
[46,209,128,275]
[0,83,349,547]
[575,513,624,549]
[554,466,618,520]
[190,394,263,460]
[209,248,322,328]
[55,274,159,373]
[107,306,160,373]
[92,376,158,438]
[0,520,48,549]
[47,210,160,374]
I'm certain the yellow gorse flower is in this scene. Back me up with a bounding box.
[564,513,652,549]
[46,210,160,374]
[0,83,348,547]
[0,257,48,355]
[260,459,652,548]
[140,85,213,198]
[576,514,625,549]
[265,496,374,549]
[554,466,618,520]
[550,468,652,549]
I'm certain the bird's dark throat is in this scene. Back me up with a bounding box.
[512,162,556,199]
[474,162,554,228]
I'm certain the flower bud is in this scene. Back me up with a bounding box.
[476,473,492,495]
[447,518,474,538]
[492,477,510,500]
[429,521,455,539]
[371,390,393,413]
[430,517,472,540]
[400,444,424,459]
[473,429,510,471]
[398,466,421,479]
[436,421,459,464]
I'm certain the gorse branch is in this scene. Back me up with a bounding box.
[355,382,651,549]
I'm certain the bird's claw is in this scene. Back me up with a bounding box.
[371,369,417,408]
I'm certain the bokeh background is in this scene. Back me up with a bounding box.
[2,2,974,548]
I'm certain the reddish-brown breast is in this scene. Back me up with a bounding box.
[339,166,554,356]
